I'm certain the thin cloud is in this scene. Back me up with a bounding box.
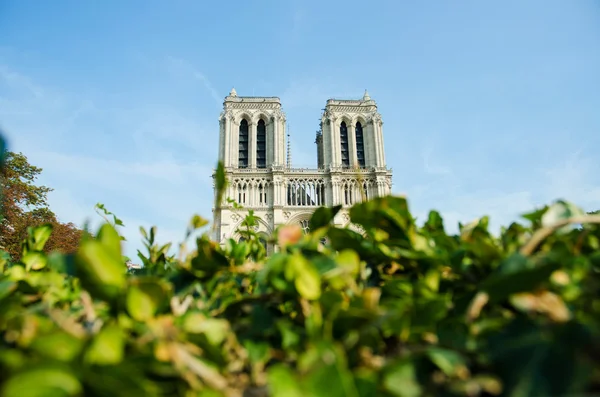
[0,64,44,99]
[165,56,222,107]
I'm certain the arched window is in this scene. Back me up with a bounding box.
[340,122,349,167]
[257,119,266,169]
[356,122,365,168]
[239,119,249,168]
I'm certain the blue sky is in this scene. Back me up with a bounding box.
[1,0,599,259]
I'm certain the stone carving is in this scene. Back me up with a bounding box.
[225,102,280,110]
[369,112,383,125]
[327,105,377,113]
[283,211,291,220]
[231,213,242,223]
[341,212,350,223]
[265,213,273,222]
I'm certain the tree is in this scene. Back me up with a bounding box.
[0,151,83,260]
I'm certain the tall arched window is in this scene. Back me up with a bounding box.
[340,121,349,167]
[355,122,365,168]
[239,119,249,168]
[257,119,266,168]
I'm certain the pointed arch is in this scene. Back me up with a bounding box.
[239,119,249,168]
[340,121,350,167]
[257,119,266,168]
[355,121,365,168]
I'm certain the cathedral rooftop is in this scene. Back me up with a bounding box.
[325,89,376,107]
[224,87,281,104]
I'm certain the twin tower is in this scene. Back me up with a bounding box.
[213,88,393,250]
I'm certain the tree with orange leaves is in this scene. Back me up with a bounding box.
[0,151,84,260]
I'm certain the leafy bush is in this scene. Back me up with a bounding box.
[1,150,600,396]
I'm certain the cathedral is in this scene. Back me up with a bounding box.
[212,88,393,252]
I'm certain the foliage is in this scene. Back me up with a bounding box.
[0,150,84,260]
[1,136,600,395]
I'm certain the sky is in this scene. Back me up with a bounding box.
[1,0,599,260]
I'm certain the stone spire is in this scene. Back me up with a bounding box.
[363,89,371,101]
[229,87,237,97]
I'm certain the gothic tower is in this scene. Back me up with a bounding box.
[218,88,286,169]
[213,89,392,252]
[318,90,387,169]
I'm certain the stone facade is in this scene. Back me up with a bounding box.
[212,88,392,252]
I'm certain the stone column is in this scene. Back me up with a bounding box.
[272,116,279,166]
[231,118,239,168]
[348,122,357,167]
[323,120,331,167]
[373,121,381,167]
[329,117,338,167]
[378,121,386,166]
[223,117,230,167]
[249,121,257,168]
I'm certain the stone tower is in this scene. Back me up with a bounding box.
[213,89,392,252]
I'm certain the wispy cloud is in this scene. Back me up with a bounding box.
[0,60,218,260]
[165,56,222,107]
[0,65,44,99]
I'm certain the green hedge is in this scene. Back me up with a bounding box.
[1,159,600,396]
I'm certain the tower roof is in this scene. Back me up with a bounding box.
[325,91,377,109]
[224,89,281,105]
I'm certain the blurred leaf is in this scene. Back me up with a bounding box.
[30,331,84,362]
[75,239,126,302]
[426,347,468,377]
[126,278,170,321]
[310,205,342,230]
[267,365,304,397]
[383,361,422,397]
[85,324,125,365]
[1,366,82,397]
[289,254,321,300]
[21,252,46,271]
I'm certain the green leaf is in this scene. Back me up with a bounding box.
[1,366,82,397]
[290,254,321,300]
[244,340,270,364]
[21,252,47,271]
[30,224,53,251]
[309,205,342,230]
[541,200,585,233]
[480,253,559,303]
[183,315,230,346]
[96,223,123,260]
[126,278,170,321]
[302,343,359,397]
[85,324,125,365]
[426,347,467,377]
[214,161,227,209]
[0,280,17,301]
[267,365,304,397]
[383,361,422,397]
[30,331,84,362]
[336,249,361,277]
[75,240,126,302]
[191,214,209,229]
